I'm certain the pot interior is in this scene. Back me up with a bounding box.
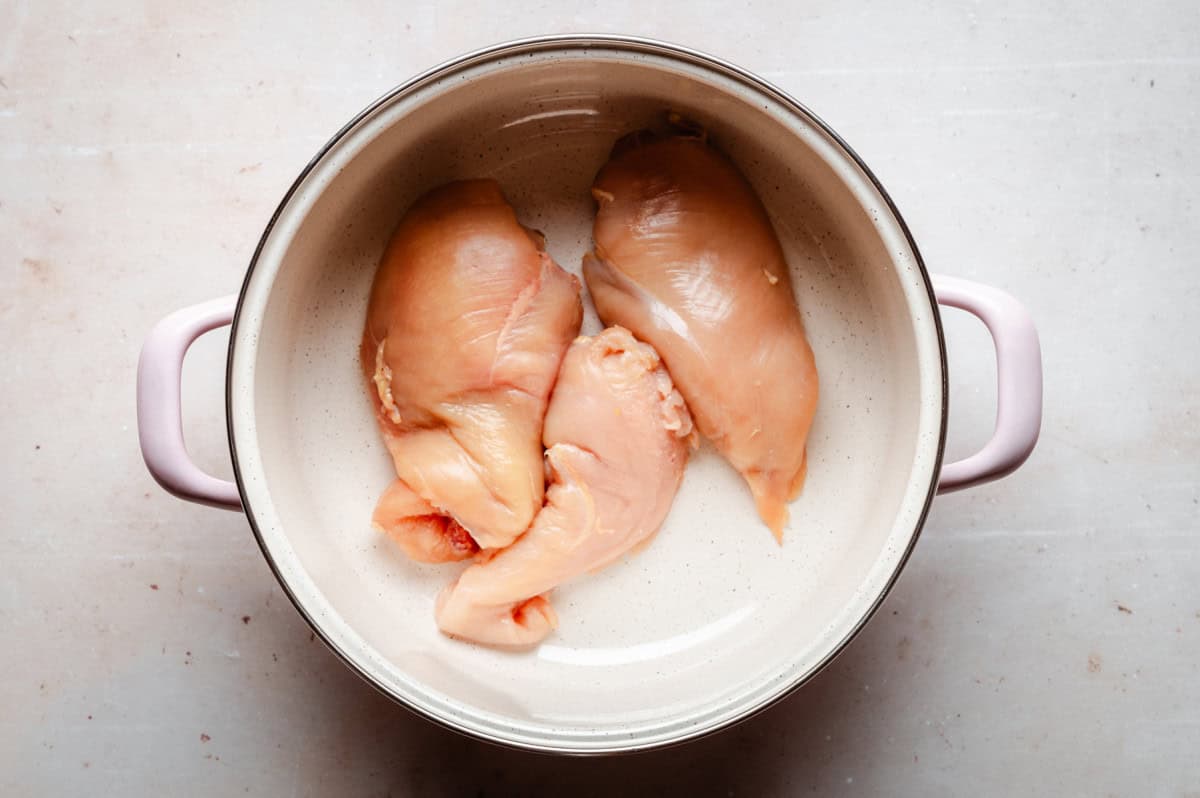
[228,40,944,752]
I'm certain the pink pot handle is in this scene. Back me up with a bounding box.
[136,296,242,510]
[932,275,1042,492]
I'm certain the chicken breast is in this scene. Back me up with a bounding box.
[362,179,583,560]
[435,326,693,647]
[584,129,819,541]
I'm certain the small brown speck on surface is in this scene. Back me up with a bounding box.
[1088,653,1102,673]
[22,257,53,284]
[241,615,251,625]
[87,715,92,720]
[1117,604,1133,614]
[34,444,40,450]
[200,733,211,743]
[149,584,159,591]
[82,762,89,769]
[309,632,315,642]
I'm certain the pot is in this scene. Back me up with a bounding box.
[136,35,1042,754]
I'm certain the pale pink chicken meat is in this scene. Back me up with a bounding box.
[435,326,694,647]
[361,179,582,561]
[370,478,478,564]
[584,128,819,541]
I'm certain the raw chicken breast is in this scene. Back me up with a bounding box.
[371,479,478,564]
[584,128,819,541]
[435,327,693,647]
[361,179,582,560]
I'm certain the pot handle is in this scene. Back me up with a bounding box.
[136,296,242,510]
[932,275,1042,492]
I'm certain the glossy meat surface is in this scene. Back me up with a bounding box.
[435,327,693,647]
[585,132,819,540]
[362,180,582,557]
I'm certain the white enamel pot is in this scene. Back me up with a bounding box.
[136,36,1042,754]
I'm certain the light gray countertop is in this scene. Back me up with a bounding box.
[2,1,1197,794]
